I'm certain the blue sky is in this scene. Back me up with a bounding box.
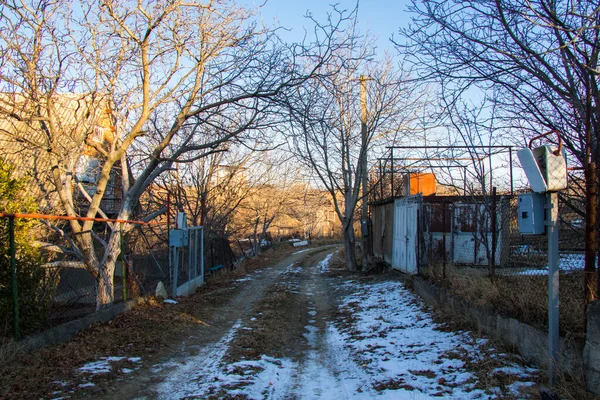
[251,0,413,54]
[245,1,521,190]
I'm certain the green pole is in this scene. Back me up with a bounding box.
[9,216,20,340]
[121,222,127,302]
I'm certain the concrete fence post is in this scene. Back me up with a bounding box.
[585,300,600,394]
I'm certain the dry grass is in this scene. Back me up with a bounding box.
[428,307,545,398]
[422,263,587,340]
[0,336,25,367]
[552,369,598,400]
[423,265,596,399]
[0,298,194,398]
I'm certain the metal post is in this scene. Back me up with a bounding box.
[193,230,197,282]
[120,222,127,302]
[172,247,179,298]
[509,147,514,195]
[360,75,369,269]
[167,192,172,286]
[188,227,193,283]
[547,192,560,385]
[200,227,204,285]
[490,187,497,279]
[379,159,383,201]
[8,216,20,340]
[390,148,395,198]
[442,203,447,279]
[194,229,198,281]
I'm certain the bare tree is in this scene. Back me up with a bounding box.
[287,185,333,243]
[397,0,600,305]
[0,0,349,309]
[285,8,420,271]
[154,145,258,237]
[236,152,302,255]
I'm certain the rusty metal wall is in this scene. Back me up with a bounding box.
[371,201,394,265]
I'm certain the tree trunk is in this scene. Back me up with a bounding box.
[95,230,123,310]
[585,161,597,315]
[251,218,260,256]
[96,262,115,310]
[343,223,357,272]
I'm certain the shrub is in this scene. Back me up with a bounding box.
[0,158,52,337]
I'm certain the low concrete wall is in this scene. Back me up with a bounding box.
[21,297,146,352]
[585,301,600,394]
[412,277,583,378]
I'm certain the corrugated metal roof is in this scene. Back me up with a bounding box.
[0,92,118,213]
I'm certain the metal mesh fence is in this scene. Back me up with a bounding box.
[0,214,172,340]
[419,193,590,340]
[1,213,240,341]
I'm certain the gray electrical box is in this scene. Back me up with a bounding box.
[361,219,369,237]
[518,193,546,234]
[169,229,188,247]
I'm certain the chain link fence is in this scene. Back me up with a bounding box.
[419,192,589,340]
[1,213,242,341]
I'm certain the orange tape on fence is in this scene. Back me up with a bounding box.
[0,212,160,225]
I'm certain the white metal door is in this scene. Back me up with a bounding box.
[405,204,418,274]
[393,201,418,274]
[392,204,405,271]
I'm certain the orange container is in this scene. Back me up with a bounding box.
[403,173,437,196]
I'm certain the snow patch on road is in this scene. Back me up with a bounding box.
[293,248,312,254]
[149,278,539,399]
[285,263,303,273]
[155,320,242,399]
[317,252,334,272]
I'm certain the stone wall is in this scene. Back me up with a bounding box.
[21,297,146,353]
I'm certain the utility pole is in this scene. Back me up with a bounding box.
[547,192,559,385]
[360,75,369,270]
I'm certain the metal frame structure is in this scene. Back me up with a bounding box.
[371,145,515,202]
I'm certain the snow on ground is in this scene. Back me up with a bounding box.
[78,356,142,375]
[293,248,312,254]
[507,250,595,275]
[336,281,538,398]
[150,277,538,399]
[285,263,303,274]
[317,252,334,272]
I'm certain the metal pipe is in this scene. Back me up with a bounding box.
[200,227,205,285]
[442,203,447,280]
[387,145,512,149]
[0,212,158,225]
[120,222,127,302]
[509,148,514,195]
[360,75,369,269]
[392,157,483,161]
[9,216,20,340]
[390,148,394,198]
[490,187,497,279]
[547,192,560,385]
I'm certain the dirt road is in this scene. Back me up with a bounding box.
[39,245,542,399]
[93,245,343,399]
